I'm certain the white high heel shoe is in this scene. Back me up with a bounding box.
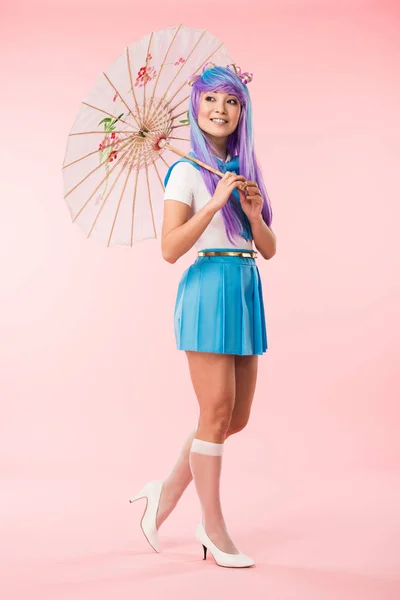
[196,523,255,568]
[129,480,163,552]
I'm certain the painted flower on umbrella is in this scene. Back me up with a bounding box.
[173,57,185,67]
[98,115,124,163]
[95,113,124,202]
[135,64,157,87]
[99,131,120,162]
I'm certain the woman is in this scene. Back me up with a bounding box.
[130,64,276,568]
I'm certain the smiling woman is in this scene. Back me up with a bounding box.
[132,64,275,570]
[197,92,241,158]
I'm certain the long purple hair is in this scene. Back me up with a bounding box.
[188,65,272,245]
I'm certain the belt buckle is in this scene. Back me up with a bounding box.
[238,251,257,258]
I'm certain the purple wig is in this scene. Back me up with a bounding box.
[188,65,272,245]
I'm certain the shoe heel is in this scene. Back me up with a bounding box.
[129,486,147,503]
[129,480,163,553]
[202,544,208,560]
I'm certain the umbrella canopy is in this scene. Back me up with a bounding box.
[62,24,235,247]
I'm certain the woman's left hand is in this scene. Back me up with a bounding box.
[238,181,264,223]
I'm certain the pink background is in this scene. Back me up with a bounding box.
[1,1,399,598]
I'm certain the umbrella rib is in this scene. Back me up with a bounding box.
[69,131,138,136]
[169,94,190,114]
[108,144,140,246]
[87,143,137,239]
[63,134,133,169]
[130,167,140,247]
[166,41,225,108]
[143,23,183,123]
[171,109,188,119]
[71,143,136,223]
[141,31,154,126]
[158,154,171,169]
[145,161,157,238]
[150,28,207,119]
[144,147,154,166]
[103,72,141,130]
[126,46,144,129]
[65,135,135,201]
[81,102,136,130]
[169,136,190,141]
[146,111,171,130]
[153,160,165,192]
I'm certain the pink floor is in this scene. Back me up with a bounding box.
[1,468,399,600]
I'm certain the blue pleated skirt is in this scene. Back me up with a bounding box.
[174,248,268,355]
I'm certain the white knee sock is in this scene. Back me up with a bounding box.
[189,438,226,531]
[191,438,224,456]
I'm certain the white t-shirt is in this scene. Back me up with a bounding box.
[163,157,253,251]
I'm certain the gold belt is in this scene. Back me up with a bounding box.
[198,250,258,258]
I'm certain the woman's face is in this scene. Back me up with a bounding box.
[197,90,241,145]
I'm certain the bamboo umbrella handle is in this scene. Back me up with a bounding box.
[162,141,255,192]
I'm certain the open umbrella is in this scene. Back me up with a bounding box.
[62,23,245,247]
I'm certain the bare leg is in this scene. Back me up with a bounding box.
[156,354,258,532]
[186,350,238,554]
[155,427,197,529]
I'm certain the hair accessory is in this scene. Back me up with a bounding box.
[226,64,253,85]
[187,61,217,86]
[187,62,253,87]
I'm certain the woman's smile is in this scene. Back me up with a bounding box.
[210,118,228,125]
[197,91,241,142]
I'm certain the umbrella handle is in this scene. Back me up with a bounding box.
[163,142,255,192]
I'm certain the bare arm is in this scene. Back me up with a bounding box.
[161,200,217,264]
[250,215,277,260]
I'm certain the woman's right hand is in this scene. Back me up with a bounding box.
[208,172,247,213]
